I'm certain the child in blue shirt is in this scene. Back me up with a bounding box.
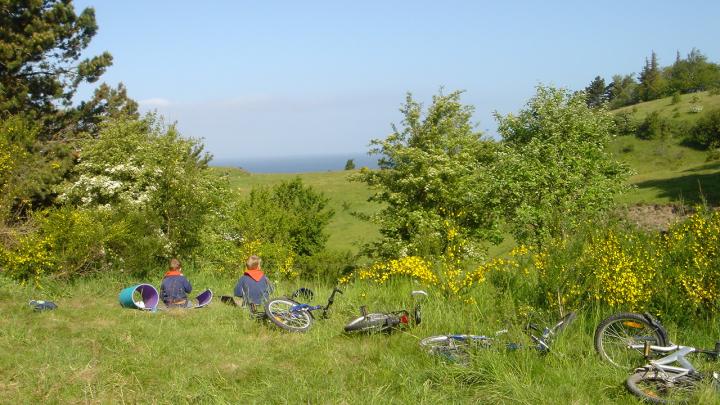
[160,258,192,307]
[234,255,273,306]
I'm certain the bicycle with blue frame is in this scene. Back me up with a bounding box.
[419,311,577,362]
[264,287,343,332]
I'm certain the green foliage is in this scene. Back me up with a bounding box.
[690,108,720,148]
[636,110,674,140]
[671,91,682,105]
[638,51,667,101]
[605,49,720,109]
[294,249,356,281]
[58,115,223,257]
[0,0,112,120]
[0,114,76,218]
[611,111,636,135]
[667,48,720,94]
[234,178,334,258]
[0,205,167,281]
[584,75,606,108]
[71,83,139,136]
[607,74,638,109]
[495,85,631,246]
[355,90,501,260]
[344,158,355,170]
[526,208,720,319]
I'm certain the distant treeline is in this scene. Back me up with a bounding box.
[584,48,720,110]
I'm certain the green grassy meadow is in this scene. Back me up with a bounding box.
[614,90,720,126]
[4,274,720,404]
[4,95,720,404]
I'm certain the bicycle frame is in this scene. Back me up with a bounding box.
[289,287,342,319]
[634,345,699,376]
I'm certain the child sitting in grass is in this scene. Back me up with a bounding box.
[234,255,273,307]
[160,258,193,307]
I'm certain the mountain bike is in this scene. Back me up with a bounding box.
[264,287,342,332]
[419,311,576,362]
[344,290,428,334]
[595,312,720,403]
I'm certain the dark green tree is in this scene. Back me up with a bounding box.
[585,76,607,108]
[666,48,720,94]
[344,158,356,170]
[638,51,667,101]
[72,83,139,136]
[0,0,113,125]
[607,74,638,109]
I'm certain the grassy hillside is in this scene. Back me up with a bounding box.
[613,90,720,126]
[609,91,720,206]
[610,136,720,205]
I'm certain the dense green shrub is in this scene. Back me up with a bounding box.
[495,86,631,246]
[59,115,224,256]
[0,206,167,282]
[522,208,720,321]
[636,111,673,140]
[690,108,720,148]
[354,90,501,261]
[234,178,334,257]
[612,111,637,135]
[294,249,356,281]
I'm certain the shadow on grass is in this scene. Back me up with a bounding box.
[634,171,720,205]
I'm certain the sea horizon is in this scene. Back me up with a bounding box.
[210,153,380,173]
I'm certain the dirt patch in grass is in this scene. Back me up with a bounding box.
[621,203,692,232]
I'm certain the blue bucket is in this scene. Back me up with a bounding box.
[119,284,159,310]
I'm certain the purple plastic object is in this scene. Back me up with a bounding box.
[119,283,159,310]
[137,284,159,309]
[194,289,213,308]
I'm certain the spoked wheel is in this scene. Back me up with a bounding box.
[627,369,700,404]
[344,313,394,334]
[264,298,313,332]
[420,335,491,363]
[594,312,670,369]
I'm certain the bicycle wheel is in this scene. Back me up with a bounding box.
[551,311,577,335]
[594,312,670,369]
[421,335,492,363]
[344,313,393,333]
[626,369,699,404]
[264,298,313,332]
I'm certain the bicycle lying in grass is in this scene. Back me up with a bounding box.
[344,290,428,334]
[264,287,343,333]
[419,311,576,363]
[595,312,720,403]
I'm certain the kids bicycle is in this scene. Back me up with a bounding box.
[263,287,343,332]
[419,311,576,362]
[595,312,720,403]
[344,290,428,334]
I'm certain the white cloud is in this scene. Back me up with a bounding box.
[138,98,171,107]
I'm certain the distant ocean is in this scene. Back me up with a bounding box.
[210,153,380,173]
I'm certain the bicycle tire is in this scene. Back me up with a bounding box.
[626,369,699,404]
[551,311,577,335]
[594,312,670,369]
[264,298,313,333]
[344,313,394,333]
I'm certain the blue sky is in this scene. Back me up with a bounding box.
[74,0,720,160]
